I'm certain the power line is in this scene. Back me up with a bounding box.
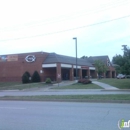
[0,14,130,42]
[0,0,129,32]
[22,0,130,28]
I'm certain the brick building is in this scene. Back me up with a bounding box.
[0,51,116,82]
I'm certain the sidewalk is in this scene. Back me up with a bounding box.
[92,81,119,90]
[53,80,76,87]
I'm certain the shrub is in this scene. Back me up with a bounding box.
[22,73,29,84]
[32,71,41,83]
[78,79,92,84]
[45,78,52,84]
[82,80,92,84]
[78,79,86,83]
[22,71,31,84]
[25,71,31,78]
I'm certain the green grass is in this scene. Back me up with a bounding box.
[0,82,47,90]
[97,78,130,89]
[0,82,21,87]
[52,83,103,89]
[0,94,130,102]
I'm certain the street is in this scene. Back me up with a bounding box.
[0,101,130,130]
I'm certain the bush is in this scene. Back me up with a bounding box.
[82,80,92,84]
[45,78,52,84]
[78,79,92,84]
[22,71,31,84]
[22,73,29,84]
[78,79,85,83]
[25,71,31,78]
[32,71,41,83]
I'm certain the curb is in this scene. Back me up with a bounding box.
[0,90,19,92]
[0,98,130,104]
[101,89,130,92]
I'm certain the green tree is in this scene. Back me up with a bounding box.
[122,45,130,58]
[94,60,107,78]
[112,45,130,75]
[81,56,88,59]
[32,71,41,83]
[22,72,30,84]
[25,71,31,79]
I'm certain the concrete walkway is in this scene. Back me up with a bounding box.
[53,80,119,90]
[1,80,130,97]
[28,80,119,91]
[92,81,119,90]
[53,80,76,87]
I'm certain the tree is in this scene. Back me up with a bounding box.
[112,45,130,75]
[81,56,88,59]
[22,71,31,84]
[25,71,31,79]
[122,45,130,58]
[32,71,41,83]
[94,60,107,78]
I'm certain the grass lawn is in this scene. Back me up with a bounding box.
[53,83,103,89]
[1,94,130,103]
[0,82,48,90]
[97,78,130,89]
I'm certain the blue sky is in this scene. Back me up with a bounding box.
[0,0,130,61]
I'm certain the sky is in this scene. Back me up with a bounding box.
[0,0,130,61]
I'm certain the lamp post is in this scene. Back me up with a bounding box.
[73,37,78,81]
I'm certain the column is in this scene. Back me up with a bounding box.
[56,63,61,82]
[87,69,90,79]
[110,71,112,78]
[95,71,98,78]
[79,69,82,79]
[70,65,74,81]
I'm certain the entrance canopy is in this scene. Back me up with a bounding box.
[42,53,96,81]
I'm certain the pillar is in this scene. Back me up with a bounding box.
[95,71,98,78]
[79,69,82,79]
[70,65,74,81]
[87,69,90,78]
[110,71,112,78]
[56,63,61,82]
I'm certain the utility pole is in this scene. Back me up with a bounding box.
[73,37,77,81]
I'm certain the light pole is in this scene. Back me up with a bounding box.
[73,37,77,81]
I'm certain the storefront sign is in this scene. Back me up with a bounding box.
[0,55,7,62]
[7,55,18,61]
[81,66,89,69]
[25,55,36,62]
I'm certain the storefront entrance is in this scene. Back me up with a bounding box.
[61,68,70,80]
